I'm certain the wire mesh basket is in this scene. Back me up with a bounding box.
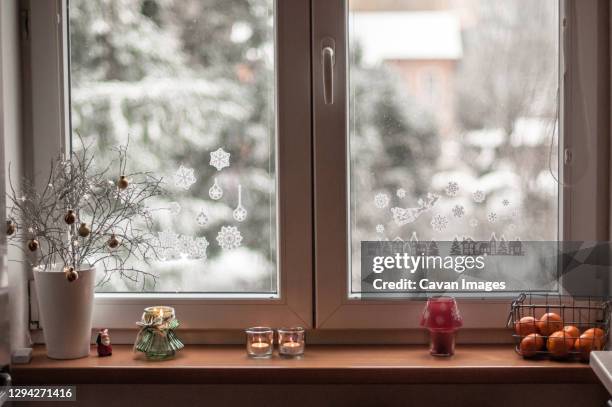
[507,293,611,360]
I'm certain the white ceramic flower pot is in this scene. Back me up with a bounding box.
[33,266,96,359]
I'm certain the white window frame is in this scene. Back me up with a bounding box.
[23,0,610,337]
[25,0,313,330]
[312,0,611,329]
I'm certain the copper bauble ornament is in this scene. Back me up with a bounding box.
[28,239,39,252]
[6,220,16,236]
[78,223,91,237]
[108,234,120,249]
[64,267,79,282]
[117,175,129,190]
[64,209,76,225]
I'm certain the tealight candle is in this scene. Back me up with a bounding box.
[278,327,305,357]
[245,327,273,358]
[134,306,184,360]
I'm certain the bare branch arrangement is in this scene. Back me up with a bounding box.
[6,139,164,289]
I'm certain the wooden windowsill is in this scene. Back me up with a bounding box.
[12,345,598,385]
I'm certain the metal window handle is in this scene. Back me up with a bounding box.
[322,46,335,104]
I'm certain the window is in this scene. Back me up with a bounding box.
[313,0,608,329]
[25,0,609,333]
[348,1,559,296]
[68,0,278,294]
[27,0,312,328]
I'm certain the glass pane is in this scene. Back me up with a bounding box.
[69,0,277,294]
[349,0,559,295]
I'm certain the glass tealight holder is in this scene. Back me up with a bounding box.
[135,306,184,360]
[245,327,274,358]
[278,327,305,358]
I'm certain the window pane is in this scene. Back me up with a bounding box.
[69,0,277,294]
[349,0,559,295]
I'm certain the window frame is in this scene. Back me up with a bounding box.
[23,0,610,336]
[312,0,611,329]
[26,0,313,329]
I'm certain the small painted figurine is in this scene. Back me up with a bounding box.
[96,329,112,357]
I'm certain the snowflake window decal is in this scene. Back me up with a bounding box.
[396,188,406,199]
[196,209,209,226]
[391,207,419,226]
[210,147,231,171]
[216,225,243,250]
[174,165,197,190]
[376,224,385,234]
[431,214,449,232]
[445,181,459,197]
[374,193,390,209]
[390,193,438,226]
[180,235,209,259]
[157,231,209,261]
[487,212,497,223]
[418,193,439,211]
[157,230,179,260]
[209,178,223,200]
[451,204,465,218]
[232,184,248,222]
[193,237,210,259]
[473,190,486,203]
[178,235,196,257]
[502,199,510,207]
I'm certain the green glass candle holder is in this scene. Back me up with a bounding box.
[135,306,184,360]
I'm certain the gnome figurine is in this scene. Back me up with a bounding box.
[96,329,112,357]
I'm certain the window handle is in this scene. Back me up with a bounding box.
[322,41,335,105]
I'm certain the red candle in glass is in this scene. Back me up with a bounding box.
[420,296,463,356]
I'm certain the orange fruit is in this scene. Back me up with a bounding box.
[515,316,538,337]
[575,331,604,360]
[583,327,605,339]
[537,312,563,336]
[562,325,580,341]
[519,333,544,357]
[547,330,574,358]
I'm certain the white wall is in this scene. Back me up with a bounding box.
[1,0,29,352]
